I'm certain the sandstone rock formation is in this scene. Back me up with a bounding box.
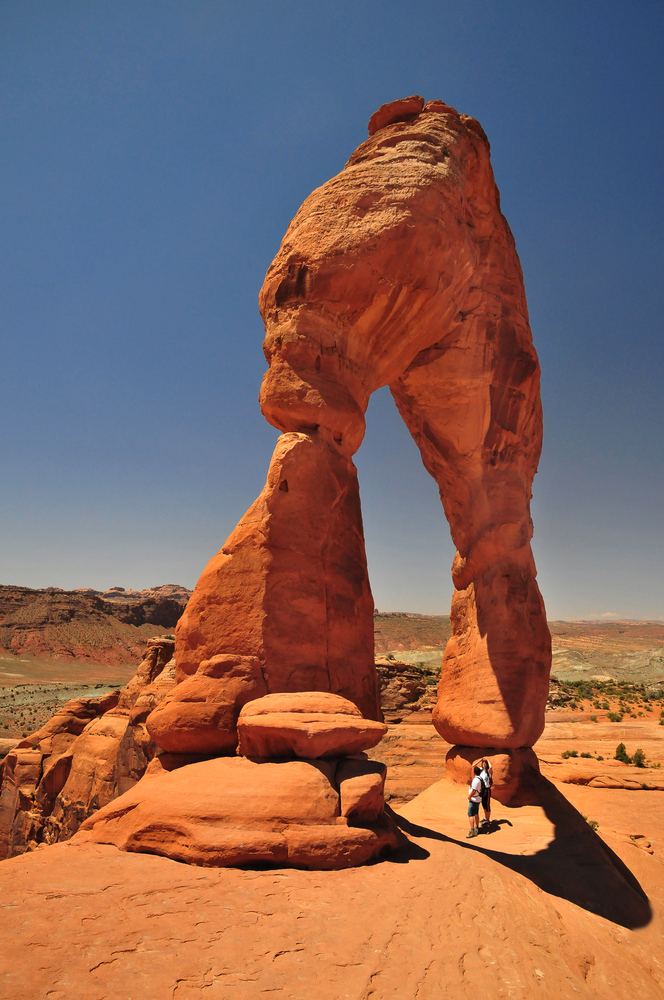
[236,691,387,758]
[146,653,267,753]
[174,95,551,762]
[175,432,379,719]
[74,691,400,870]
[0,637,176,857]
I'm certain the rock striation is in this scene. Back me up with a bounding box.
[173,95,551,774]
[0,583,186,665]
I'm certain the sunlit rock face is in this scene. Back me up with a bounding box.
[175,95,551,750]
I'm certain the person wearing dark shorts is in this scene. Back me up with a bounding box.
[479,757,492,828]
[466,766,483,838]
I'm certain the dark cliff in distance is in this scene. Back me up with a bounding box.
[0,585,191,666]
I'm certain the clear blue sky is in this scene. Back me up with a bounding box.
[1,1,662,621]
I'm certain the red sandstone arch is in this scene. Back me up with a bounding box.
[172,97,551,750]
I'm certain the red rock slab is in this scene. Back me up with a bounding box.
[73,756,400,870]
[237,712,387,759]
[239,690,362,717]
[538,754,664,791]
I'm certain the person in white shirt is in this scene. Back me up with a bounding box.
[467,766,483,838]
[478,757,492,828]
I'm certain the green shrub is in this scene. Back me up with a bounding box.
[632,748,646,768]
[580,752,592,758]
[583,815,599,832]
[600,702,610,710]
[590,715,598,722]
[615,742,632,764]
[608,712,623,722]
[597,755,604,761]
[561,749,578,759]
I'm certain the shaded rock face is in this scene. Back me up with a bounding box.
[176,96,551,750]
[0,637,175,858]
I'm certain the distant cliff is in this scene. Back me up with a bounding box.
[0,584,191,666]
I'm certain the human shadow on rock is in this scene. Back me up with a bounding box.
[387,779,651,930]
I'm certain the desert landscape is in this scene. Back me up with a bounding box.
[1,8,663,995]
[1,620,663,998]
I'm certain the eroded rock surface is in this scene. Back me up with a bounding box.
[75,689,399,870]
[74,754,400,870]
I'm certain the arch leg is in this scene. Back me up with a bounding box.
[390,283,551,748]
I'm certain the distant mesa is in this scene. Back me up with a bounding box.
[0,583,191,666]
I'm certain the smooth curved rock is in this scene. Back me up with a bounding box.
[145,654,267,754]
[444,746,541,805]
[73,756,401,870]
[237,712,387,760]
[240,691,362,718]
[338,758,387,822]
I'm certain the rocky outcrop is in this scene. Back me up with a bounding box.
[74,691,399,870]
[0,637,175,857]
[175,96,551,757]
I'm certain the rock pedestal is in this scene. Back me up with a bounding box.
[74,693,400,869]
[444,746,542,806]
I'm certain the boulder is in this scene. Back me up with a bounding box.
[145,654,267,754]
[338,758,387,822]
[237,712,387,760]
[240,690,362,718]
[73,755,401,870]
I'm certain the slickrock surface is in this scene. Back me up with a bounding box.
[177,96,550,750]
[1,776,663,1000]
